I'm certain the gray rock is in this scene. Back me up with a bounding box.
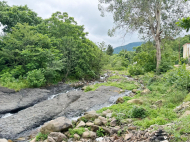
[106,113,112,118]
[40,117,72,134]
[74,134,80,140]
[124,134,133,140]
[48,132,67,142]
[86,122,94,127]
[0,86,120,140]
[82,131,96,139]
[110,119,117,127]
[94,119,102,126]
[76,121,86,128]
[98,116,107,125]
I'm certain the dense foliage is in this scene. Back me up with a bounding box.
[0,3,104,89]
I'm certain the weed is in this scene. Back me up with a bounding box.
[96,127,105,137]
[69,128,85,138]
[36,133,48,141]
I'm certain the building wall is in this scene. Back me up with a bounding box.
[183,44,190,58]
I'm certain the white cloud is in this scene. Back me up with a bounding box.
[3,0,141,48]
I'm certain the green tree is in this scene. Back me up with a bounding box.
[106,44,114,55]
[0,1,42,32]
[98,0,189,71]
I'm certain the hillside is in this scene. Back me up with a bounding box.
[113,42,143,54]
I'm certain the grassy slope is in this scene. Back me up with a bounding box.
[85,70,190,141]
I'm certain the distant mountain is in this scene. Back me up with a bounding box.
[113,42,143,54]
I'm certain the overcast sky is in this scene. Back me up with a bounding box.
[2,0,141,48]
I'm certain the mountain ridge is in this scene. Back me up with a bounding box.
[114,42,143,54]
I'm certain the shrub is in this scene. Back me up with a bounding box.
[128,64,144,76]
[27,69,46,87]
[36,133,48,141]
[129,106,147,118]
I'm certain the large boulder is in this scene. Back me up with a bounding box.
[40,117,72,134]
[0,86,120,140]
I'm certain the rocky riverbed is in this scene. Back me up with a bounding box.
[0,82,131,141]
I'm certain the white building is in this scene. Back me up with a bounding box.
[183,43,190,59]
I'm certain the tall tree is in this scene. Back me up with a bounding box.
[106,44,114,55]
[98,0,190,70]
[0,1,42,32]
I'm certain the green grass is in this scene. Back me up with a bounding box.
[108,75,125,80]
[35,133,48,141]
[84,81,138,92]
[0,79,28,91]
[69,128,85,138]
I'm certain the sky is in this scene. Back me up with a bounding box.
[1,0,141,48]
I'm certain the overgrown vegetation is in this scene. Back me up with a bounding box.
[0,2,106,90]
[35,133,48,141]
[69,128,85,138]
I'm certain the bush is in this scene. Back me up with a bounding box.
[129,106,147,118]
[27,69,46,87]
[128,64,144,76]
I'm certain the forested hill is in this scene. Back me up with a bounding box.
[113,42,143,54]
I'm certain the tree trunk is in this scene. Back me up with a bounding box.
[156,37,161,71]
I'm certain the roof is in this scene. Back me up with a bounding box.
[183,43,190,46]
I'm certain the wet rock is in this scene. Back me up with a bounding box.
[124,133,133,140]
[116,97,124,104]
[82,131,96,139]
[48,132,67,142]
[141,88,151,95]
[127,99,143,105]
[86,122,94,127]
[94,118,102,126]
[0,139,8,142]
[110,118,117,127]
[40,117,72,134]
[76,121,85,128]
[74,134,80,140]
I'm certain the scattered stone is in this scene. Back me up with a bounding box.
[106,113,112,118]
[128,126,137,130]
[47,136,55,142]
[86,122,94,127]
[85,128,89,131]
[116,97,124,104]
[111,126,120,135]
[127,99,143,105]
[76,121,86,128]
[48,132,67,142]
[74,134,80,140]
[98,116,107,125]
[81,111,99,120]
[121,119,133,124]
[141,88,151,95]
[155,100,163,106]
[174,101,190,112]
[132,89,138,93]
[40,117,72,134]
[94,118,102,126]
[102,109,112,117]
[110,118,117,127]
[124,133,133,140]
[82,131,96,139]
[151,105,157,109]
[180,110,190,118]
